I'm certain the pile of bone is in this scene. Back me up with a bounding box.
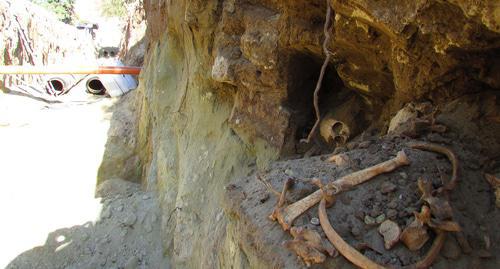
[267,142,469,268]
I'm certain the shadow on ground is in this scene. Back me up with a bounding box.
[7,179,165,269]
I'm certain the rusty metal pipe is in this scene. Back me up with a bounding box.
[0,65,141,75]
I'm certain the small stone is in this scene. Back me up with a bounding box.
[378,220,401,250]
[399,172,408,179]
[375,214,386,224]
[310,217,320,226]
[364,215,376,225]
[124,256,139,269]
[101,207,112,219]
[386,209,398,219]
[370,206,382,217]
[387,200,398,209]
[142,194,150,200]
[358,141,372,149]
[442,236,461,260]
[216,211,224,222]
[381,182,397,194]
[354,211,365,220]
[116,205,124,212]
[351,226,362,237]
[284,169,294,176]
[122,213,137,226]
[363,229,385,254]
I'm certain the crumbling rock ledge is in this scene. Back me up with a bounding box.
[128,0,500,268]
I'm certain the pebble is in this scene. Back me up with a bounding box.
[354,211,365,220]
[284,169,294,176]
[375,214,386,224]
[386,209,398,219]
[370,206,382,217]
[399,172,408,179]
[364,215,376,225]
[381,182,397,194]
[351,226,362,237]
[363,229,385,254]
[387,200,398,209]
[122,213,137,226]
[358,141,372,149]
[310,217,320,226]
[142,194,150,200]
[101,207,112,219]
[124,256,139,269]
[116,205,124,212]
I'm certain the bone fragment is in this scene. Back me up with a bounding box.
[269,178,294,221]
[320,198,446,269]
[485,173,500,208]
[327,153,350,168]
[318,199,387,269]
[378,220,401,250]
[283,239,326,267]
[273,150,410,230]
[408,142,458,192]
[418,178,454,220]
[403,231,446,269]
[256,174,281,197]
[290,226,337,257]
[401,217,429,251]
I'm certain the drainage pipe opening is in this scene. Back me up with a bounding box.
[46,78,67,95]
[86,77,106,95]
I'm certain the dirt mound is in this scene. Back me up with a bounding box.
[7,179,165,269]
[225,136,499,268]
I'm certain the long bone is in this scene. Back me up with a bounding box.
[273,150,410,230]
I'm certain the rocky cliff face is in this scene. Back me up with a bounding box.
[133,0,499,267]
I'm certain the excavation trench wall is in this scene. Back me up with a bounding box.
[127,0,500,267]
[0,0,95,90]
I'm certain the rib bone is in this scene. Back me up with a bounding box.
[274,150,410,230]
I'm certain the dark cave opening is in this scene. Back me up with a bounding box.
[282,52,347,156]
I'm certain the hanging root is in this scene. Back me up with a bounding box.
[302,0,333,143]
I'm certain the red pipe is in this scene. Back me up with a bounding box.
[0,65,142,75]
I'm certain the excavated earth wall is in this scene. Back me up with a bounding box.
[0,0,95,90]
[128,0,500,268]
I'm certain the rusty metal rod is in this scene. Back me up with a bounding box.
[0,65,141,75]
